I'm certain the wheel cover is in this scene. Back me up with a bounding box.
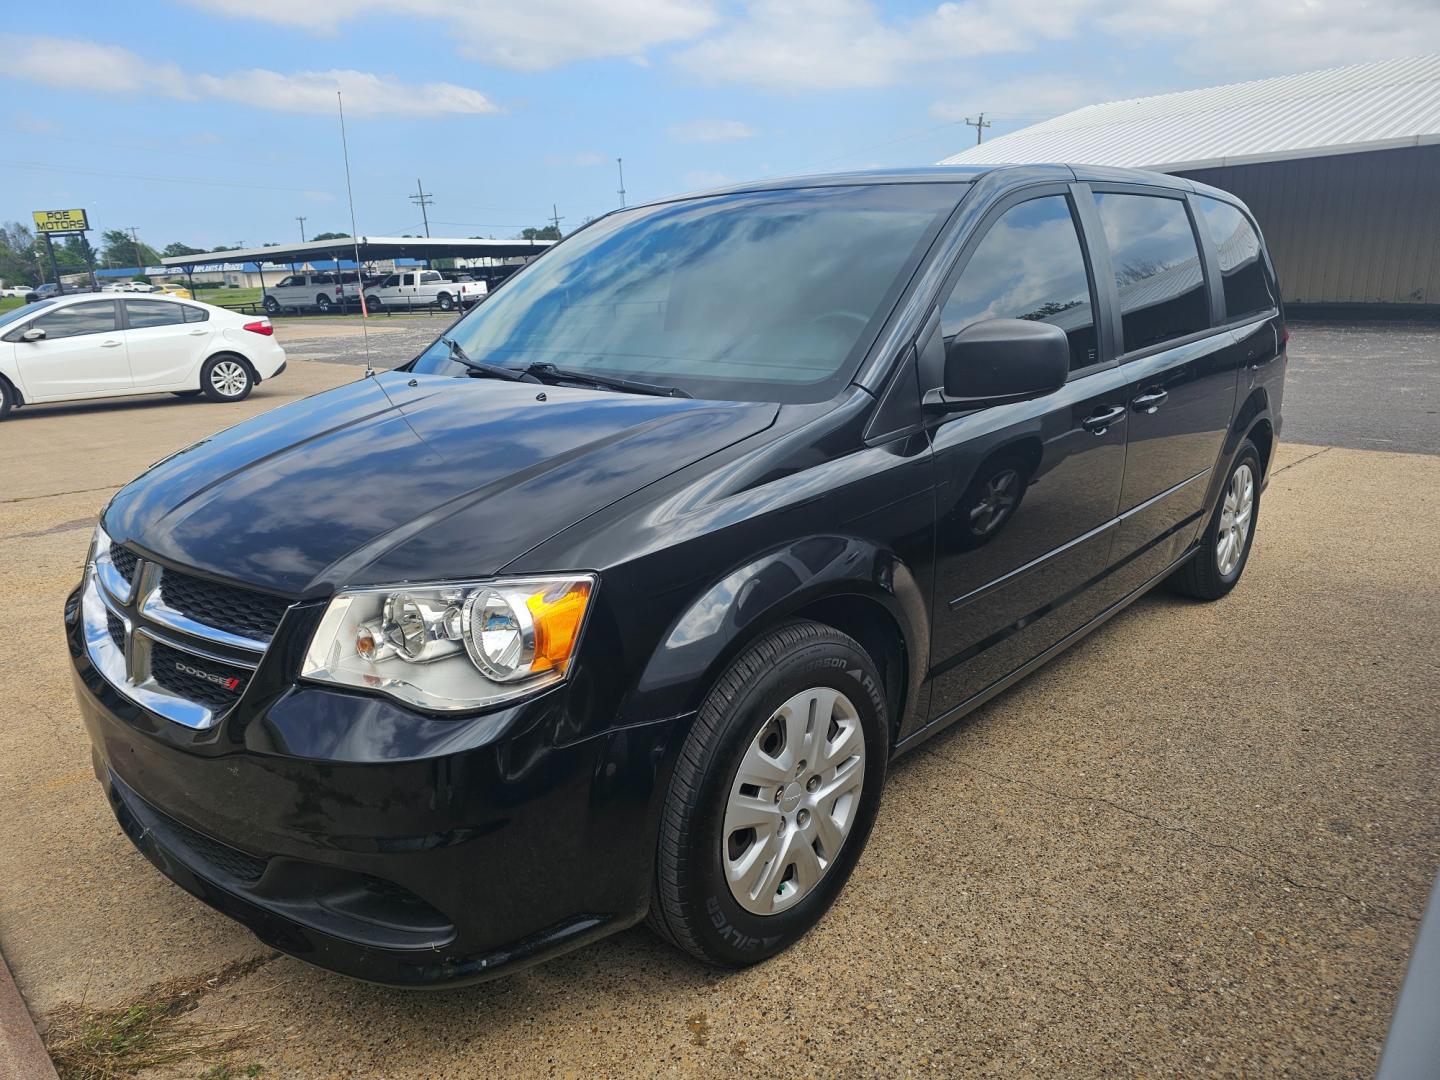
[210,360,248,398]
[722,686,866,916]
[1216,462,1254,576]
[970,468,1020,536]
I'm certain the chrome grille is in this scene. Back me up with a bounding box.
[83,526,289,730]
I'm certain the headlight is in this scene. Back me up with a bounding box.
[301,575,596,712]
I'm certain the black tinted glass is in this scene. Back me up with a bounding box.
[1095,193,1209,352]
[34,301,118,339]
[125,299,185,328]
[1196,197,1275,320]
[182,305,208,323]
[942,195,1097,372]
[414,184,961,403]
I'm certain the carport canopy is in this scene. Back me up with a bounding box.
[159,235,554,273]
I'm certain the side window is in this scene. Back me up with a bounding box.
[182,305,209,324]
[31,301,118,340]
[380,275,399,288]
[124,299,185,328]
[276,276,300,288]
[1094,193,1209,352]
[312,273,333,285]
[1195,196,1275,320]
[421,271,443,283]
[941,195,1098,372]
[401,273,416,286]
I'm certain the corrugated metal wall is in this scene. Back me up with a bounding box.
[1179,145,1440,306]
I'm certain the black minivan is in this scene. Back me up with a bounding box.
[68,165,1285,985]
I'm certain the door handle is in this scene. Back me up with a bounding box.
[1131,389,1168,413]
[188,328,208,335]
[100,339,123,348]
[1082,405,1127,434]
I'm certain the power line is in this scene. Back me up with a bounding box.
[965,113,992,145]
[409,179,434,237]
[550,204,564,236]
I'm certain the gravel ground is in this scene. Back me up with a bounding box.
[272,315,451,368]
[0,348,1436,1078]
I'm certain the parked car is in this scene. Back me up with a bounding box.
[0,293,285,418]
[1,284,34,298]
[68,165,1285,987]
[262,271,363,314]
[154,283,194,299]
[364,268,485,311]
[25,283,98,303]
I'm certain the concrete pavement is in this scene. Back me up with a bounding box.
[0,359,1435,1077]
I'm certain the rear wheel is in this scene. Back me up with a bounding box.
[200,355,254,403]
[648,620,888,967]
[1167,441,1260,600]
[437,292,455,311]
[316,294,333,313]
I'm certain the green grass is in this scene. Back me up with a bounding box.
[190,286,262,308]
[0,296,23,313]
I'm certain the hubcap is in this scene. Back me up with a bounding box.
[210,360,248,398]
[1216,462,1254,576]
[722,686,866,916]
[970,468,1020,536]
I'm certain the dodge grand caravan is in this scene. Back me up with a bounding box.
[67,166,1285,985]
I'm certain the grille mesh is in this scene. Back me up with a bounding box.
[158,569,291,642]
[143,800,267,882]
[107,611,126,651]
[149,640,250,710]
[109,543,139,586]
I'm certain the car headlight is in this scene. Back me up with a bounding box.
[301,575,596,712]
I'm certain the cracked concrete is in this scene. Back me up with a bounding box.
[0,352,1436,1077]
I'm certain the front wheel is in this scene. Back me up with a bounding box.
[263,295,280,315]
[648,620,888,967]
[1167,441,1260,600]
[200,355,254,403]
[315,294,332,313]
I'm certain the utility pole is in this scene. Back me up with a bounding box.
[550,204,563,237]
[965,113,991,145]
[127,226,144,272]
[410,179,434,237]
[616,157,626,207]
[295,216,307,242]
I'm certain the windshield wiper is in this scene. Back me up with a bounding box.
[443,337,535,383]
[520,361,691,399]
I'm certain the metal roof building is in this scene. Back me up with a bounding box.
[940,55,1440,309]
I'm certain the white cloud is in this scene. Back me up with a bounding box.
[675,0,1440,93]
[667,119,757,142]
[183,0,719,71]
[0,36,499,116]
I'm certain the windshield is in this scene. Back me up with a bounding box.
[0,300,51,331]
[411,183,962,402]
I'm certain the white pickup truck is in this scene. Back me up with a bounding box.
[363,270,486,312]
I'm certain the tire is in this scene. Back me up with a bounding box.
[1167,440,1261,600]
[437,292,455,312]
[316,294,333,313]
[263,295,281,315]
[200,355,254,403]
[0,376,14,420]
[648,620,888,967]
[365,296,382,312]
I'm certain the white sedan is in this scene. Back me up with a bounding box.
[0,293,286,419]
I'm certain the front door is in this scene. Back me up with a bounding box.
[11,299,130,401]
[1087,190,1243,599]
[925,189,1128,720]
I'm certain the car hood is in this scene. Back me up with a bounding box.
[104,371,779,595]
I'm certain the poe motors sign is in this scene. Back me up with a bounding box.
[32,208,90,234]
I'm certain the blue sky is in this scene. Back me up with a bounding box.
[2,0,1437,251]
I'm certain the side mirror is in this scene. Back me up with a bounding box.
[20,327,45,342]
[925,318,1069,410]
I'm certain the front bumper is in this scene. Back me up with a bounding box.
[66,585,683,986]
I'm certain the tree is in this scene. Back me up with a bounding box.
[100,229,159,269]
[518,225,561,241]
[311,231,350,241]
[210,245,240,253]
[163,242,206,258]
[61,235,97,269]
[0,221,43,285]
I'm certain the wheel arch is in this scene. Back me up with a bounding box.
[0,369,23,407]
[202,349,260,385]
[629,536,929,750]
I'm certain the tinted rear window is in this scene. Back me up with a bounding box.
[1195,196,1275,320]
[1095,193,1210,352]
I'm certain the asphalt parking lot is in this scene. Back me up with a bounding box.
[0,324,1436,1078]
